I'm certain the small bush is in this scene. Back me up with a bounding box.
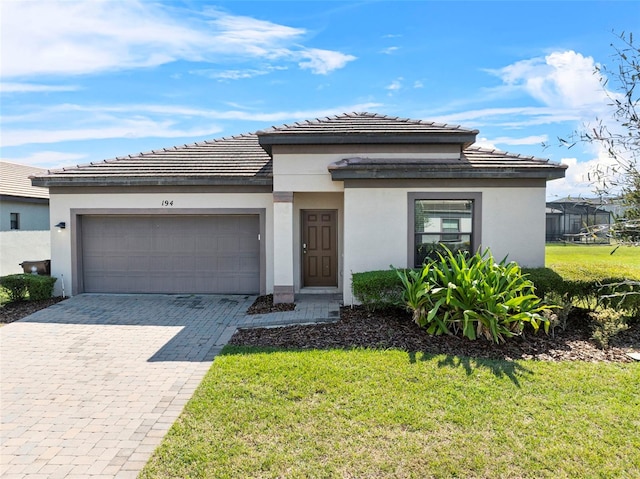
[598,280,640,321]
[0,274,57,302]
[25,275,57,300]
[0,274,28,302]
[542,291,573,332]
[589,308,629,349]
[352,270,404,310]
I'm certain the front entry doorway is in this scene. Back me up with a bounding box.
[302,210,338,287]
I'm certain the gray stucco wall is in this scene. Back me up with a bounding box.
[0,200,50,231]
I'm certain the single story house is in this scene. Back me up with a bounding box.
[1,161,51,275]
[31,112,567,304]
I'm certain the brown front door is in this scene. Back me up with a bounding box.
[302,210,338,287]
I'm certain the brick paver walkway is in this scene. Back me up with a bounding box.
[0,293,340,478]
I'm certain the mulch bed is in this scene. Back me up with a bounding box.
[246,294,295,314]
[0,297,67,324]
[3,296,638,363]
[231,299,640,363]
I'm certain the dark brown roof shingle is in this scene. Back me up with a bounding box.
[30,112,566,187]
[257,112,478,153]
[32,134,272,187]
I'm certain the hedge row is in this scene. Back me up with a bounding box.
[0,274,57,302]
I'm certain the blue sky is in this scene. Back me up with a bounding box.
[1,0,639,199]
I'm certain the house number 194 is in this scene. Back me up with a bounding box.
[161,200,174,206]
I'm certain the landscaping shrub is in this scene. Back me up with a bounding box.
[522,268,565,298]
[25,275,57,300]
[396,247,550,344]
[0,274,57,302]
[542,291,574,332]
[0,274,28,302]
[589,308,629,349]
[525,268,638,317]
[597,280,640,321]
[351,269,404,310]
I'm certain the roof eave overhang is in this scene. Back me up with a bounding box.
[258,132,478,154]
[329,168,567,181]
[31,176,273,188]
[0,194,49,203]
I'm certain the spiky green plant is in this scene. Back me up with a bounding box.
[397,247,551,343]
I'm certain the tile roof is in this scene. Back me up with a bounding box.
[328,146,567,181]
[32,134,272,187]
[257,112,478,153]
[30,112,565,187]
[0,161,49,199]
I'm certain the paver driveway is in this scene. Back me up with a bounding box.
[1,294,255,478]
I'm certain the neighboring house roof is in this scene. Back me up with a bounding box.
[31,112,567,187]
[257,112,478,153]
[0,161,49,199]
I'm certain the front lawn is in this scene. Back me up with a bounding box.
[546,244,640,281]
[141,347,639,478]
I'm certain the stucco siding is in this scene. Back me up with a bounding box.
[293,192,344,292]
[0,230,51,276]
[0,200,49,231]
[49,192,273,296]
[481,187,546,267]
[272,144,460,192]
[342,185,547,304]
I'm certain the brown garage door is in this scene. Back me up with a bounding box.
[81,215,260,294]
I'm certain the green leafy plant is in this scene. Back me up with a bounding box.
[396,247,550,343]
[589,308,629,349]
[395,264,440,328]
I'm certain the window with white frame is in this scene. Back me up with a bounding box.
[409,193,481,267]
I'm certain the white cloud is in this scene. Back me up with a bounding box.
[491,134,549,146]
[1,1,355,78]
[0,102,385,147]
[546,152,621,199]
[487,51,612,112]
[474,137,498,150]
[4,151,88,168]
[2,120,222,147]
[386,78,403,93]
[433,106,580,128]
[380,46,399,55]
[297,48,356,75]
[0,82,79,93]
[413,80,424,89]
[194,69,272,80]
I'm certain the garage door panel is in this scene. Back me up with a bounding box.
[81,215,260,294]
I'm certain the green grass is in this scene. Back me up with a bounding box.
[546,244,640,281]
[141,348,640,479]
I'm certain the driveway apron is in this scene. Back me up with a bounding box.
[0,294,255,478]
